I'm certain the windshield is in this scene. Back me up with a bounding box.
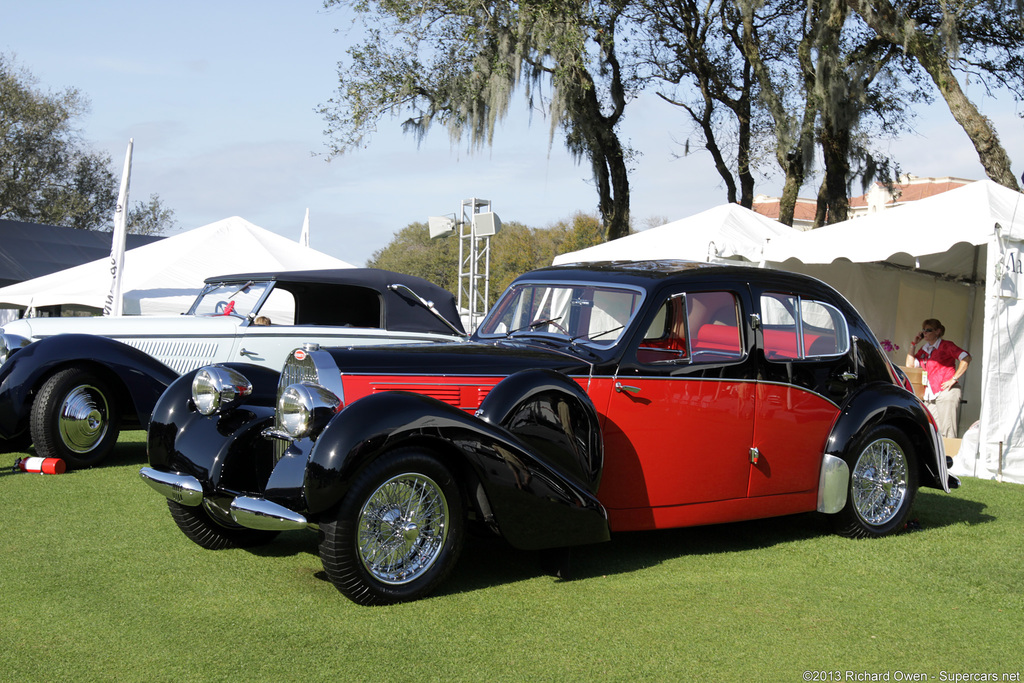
[477,281,643,347]
[189,281,271,318]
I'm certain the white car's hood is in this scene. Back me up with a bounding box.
[1,314,242,341]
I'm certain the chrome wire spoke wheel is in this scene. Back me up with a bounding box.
[356,473,450,585]
[851,437,909,527]
[58,384,109,454]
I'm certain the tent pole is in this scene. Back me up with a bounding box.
[998,441,1003,481]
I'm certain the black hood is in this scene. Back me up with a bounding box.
[324,340,594,378]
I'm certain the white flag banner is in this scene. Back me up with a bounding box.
[103,139,133,316]
[300,207,310,247]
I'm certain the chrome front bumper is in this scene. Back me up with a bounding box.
[139,467,309,531]
[139,467,204,506]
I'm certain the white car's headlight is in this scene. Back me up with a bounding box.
[278,383,341,439]
[192,365,253,416]
[0,333,30,366]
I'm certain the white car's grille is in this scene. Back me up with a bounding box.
[124,339,222,375]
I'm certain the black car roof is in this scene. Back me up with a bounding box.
[204,268,464,336]
[205,268,441,290]
[520,259,849,307]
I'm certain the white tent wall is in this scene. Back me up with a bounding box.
[968,235,1024,484]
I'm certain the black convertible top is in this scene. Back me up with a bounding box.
[204,268,464,336]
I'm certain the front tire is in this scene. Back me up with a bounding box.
[319,448,464,606]
[168,500,280,550]
[835,425,918,538]
[30,367,121,468]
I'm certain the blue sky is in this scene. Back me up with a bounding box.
[4,0,1022,266]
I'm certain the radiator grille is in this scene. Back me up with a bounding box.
[273,352,321,462]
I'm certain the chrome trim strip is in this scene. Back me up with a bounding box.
[816,454,850,514]
[29,330,457,345]
[138,467,204,506]
[229,496,308,531]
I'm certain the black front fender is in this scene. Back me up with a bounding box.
[147,363,282,495]
[305,390,609,551]
[474,368,603,494]
[0,334,180,438]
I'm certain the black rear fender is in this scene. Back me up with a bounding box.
[829,382,945,490]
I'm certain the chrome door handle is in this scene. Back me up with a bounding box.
[239,347,258,357]
[615,382,640,394]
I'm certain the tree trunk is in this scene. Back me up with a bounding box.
[569,29,631,242]
[819,115,852,224]
[846,0,1020,191]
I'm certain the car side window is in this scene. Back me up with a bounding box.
[637,295,688,363]
[255,288,296,325]
[637,291,742,364]
[760,293,849,360]
[687,291,743,361]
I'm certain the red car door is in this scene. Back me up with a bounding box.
[596,289,756,531]
[747,292,849,498]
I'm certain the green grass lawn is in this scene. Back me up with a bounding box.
[3,433,1023,682]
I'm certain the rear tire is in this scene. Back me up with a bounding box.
[168,500,279,550]
[834,425,918,538]
[30,367,121,468]
[319,448,464,606]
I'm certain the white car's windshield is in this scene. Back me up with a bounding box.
[190,281,271,318]
[477,282,642,346]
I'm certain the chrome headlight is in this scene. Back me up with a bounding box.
[192,365,253,416]
[0,333,30,366]
[277,383,341,439]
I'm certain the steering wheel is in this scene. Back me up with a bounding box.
[214,300,243,318]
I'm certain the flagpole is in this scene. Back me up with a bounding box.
[300,208,310,247]
[103,139,133,317]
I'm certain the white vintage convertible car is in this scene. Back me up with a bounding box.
[0,269,464,467]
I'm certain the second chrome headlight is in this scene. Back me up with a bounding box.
[278,383,341,439]
[192,365,253,416]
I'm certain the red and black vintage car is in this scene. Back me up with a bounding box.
[141,261,957,605]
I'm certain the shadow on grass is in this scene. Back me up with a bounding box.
[438,485,997,598]
[198,486,997,602]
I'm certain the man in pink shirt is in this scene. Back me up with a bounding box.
[906,318,971,438]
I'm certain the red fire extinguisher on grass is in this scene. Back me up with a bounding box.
[14,457,66,475]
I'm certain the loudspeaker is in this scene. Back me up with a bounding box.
[428,216,456,238]
[473,212,501,236]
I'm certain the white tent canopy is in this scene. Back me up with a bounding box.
[553,203,799,265]
[763,180,1024,484]
[0,216,354,316]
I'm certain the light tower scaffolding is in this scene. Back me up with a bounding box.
[457,198,501,331]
